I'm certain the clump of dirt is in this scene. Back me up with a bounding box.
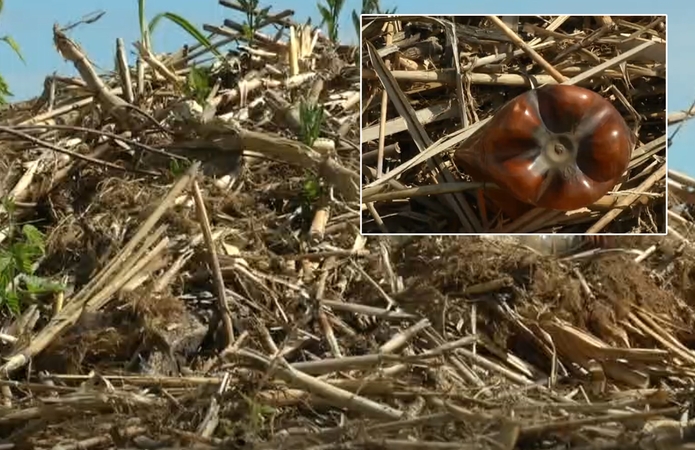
[35,309,142,373]
[393,237,527,289]
[35,289,198,375]
[38,173,208,292]
[377,236,695,353]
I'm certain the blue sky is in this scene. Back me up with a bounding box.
[0,0,690,173]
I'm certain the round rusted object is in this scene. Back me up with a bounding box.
[454,84,635,211]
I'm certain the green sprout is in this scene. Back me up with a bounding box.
[0,199,63,314]
[298,100,324,148]
[0,0,26,105]
[297,100,325,213]
[317,0,346,43]
[137,0,223,61]
[185,65,212,107]
[239,393,277,433]
[169,158,192,177]
[238,0,270,42]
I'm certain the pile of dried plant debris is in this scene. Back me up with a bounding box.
[360,15,667,234]
[2,8,695,450]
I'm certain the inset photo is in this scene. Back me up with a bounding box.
[360,15,666,234]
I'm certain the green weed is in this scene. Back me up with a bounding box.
[185,65,212,107]
[298,100,325,213]
[317,0,346,43]
[0,0,26,105]
[298,100,324,148]
[169,157,192,177]
[238,0,270,42]
[302,172,322,203]
[0,199,63,314]
[137,0,223,61]
[239,393,277,432]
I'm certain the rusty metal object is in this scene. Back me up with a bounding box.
[454,84,635,214]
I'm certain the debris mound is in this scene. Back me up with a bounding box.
[2,7,695,450]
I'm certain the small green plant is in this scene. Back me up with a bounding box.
[238,0,270,43]
[0,0,26,105]
[239,393,277,432]
[0,199,63,314]
[302,172,322,203]
[168,157,192,177]
[298,100,324,148]
[297,101,325,213]
[0,76,11,105]
[185,65,212,106]
[137,0,223,61]
[317,0,346,43]
[299,170,323,219]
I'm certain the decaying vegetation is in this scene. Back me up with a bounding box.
[3,6,695,450]
[361,15,667,234]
